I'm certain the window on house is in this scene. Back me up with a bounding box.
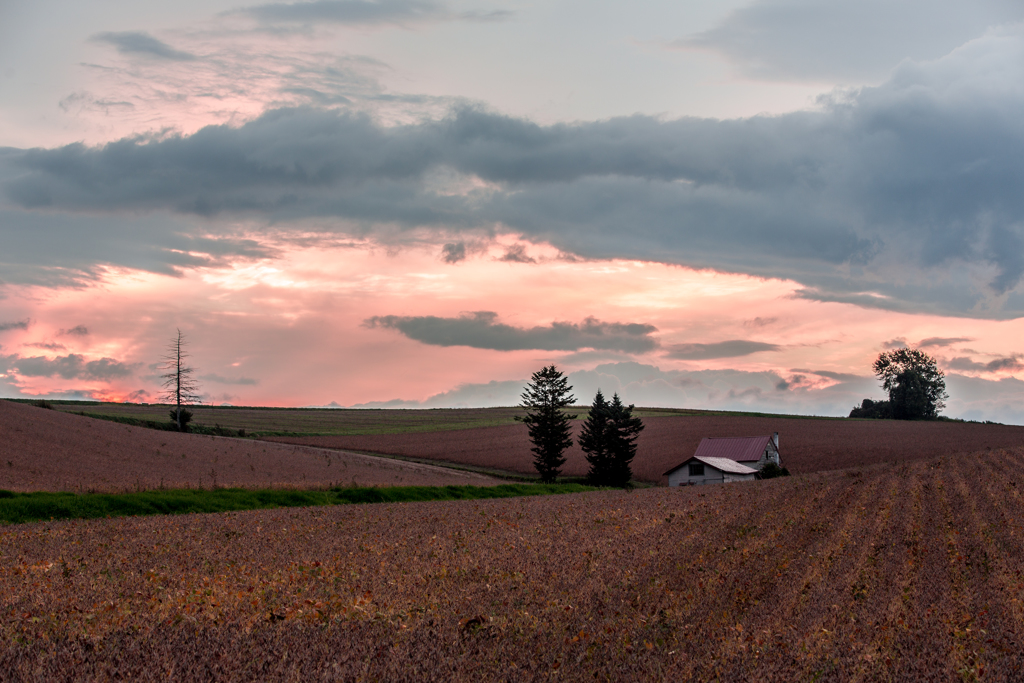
[688,463,704,477]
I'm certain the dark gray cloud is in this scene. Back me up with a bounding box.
[499,244,535,263]
[790,368,866,382]
[14,354,136,380]
[0,319,30,332]
[238,0,511,26]
[201,373,260,385]
[23,342,67,351]
[25,388,107,401]
[947,355,1024,373]
[92,31,196,61]
[0,207,275,287]
[665,340,780,360]
[743,316,776,328]
[352,379,525,408]
[918,336,972,348]
[60,325,89,336]
[882,338,909,350]
[364,311,659,352]
[441,242,466,263]
[4,32,1024,315]
[677,0,1024,82]
[243,0,440,24]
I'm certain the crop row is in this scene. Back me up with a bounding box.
[2,449,1023,679]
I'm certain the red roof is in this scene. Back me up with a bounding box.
[693,436,772,463]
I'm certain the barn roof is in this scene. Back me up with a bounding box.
[693,436,773,463]
[663,456,758,476]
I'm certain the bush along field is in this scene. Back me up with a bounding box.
[2,449,1024,680]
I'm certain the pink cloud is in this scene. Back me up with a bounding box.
[2,235,1023,419]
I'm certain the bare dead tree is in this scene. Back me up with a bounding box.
[160,329,201,431]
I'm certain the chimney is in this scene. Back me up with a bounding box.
[773,432,779,450]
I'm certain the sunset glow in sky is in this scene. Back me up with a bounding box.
[3,1,1024,421]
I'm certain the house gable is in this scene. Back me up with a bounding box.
[665,455,758,486]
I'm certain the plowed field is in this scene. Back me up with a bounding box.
[0,400,499,492]
[3,449,1023,680]
[265,414,1024,481]
[47,402,528,435]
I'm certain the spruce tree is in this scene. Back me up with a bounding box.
[580,389,613,485]
[518,366,576,482]
[605,393,644,488]
[580,390,645,487]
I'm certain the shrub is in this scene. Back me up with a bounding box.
[758,462,790,479]
[848,398,892,419]
[169,408,193,432]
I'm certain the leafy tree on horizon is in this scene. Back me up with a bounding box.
[580,389,645,487]
[518,365,576,483]
[873,347,947,420]
[160,329,201,432]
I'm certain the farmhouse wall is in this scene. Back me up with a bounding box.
[667,464,756,486]
[668,467,725,487]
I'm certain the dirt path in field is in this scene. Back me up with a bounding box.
[0,400,501,492]
[263,413,1024,482]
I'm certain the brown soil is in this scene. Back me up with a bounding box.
[0,400,499,492]
[265,414,1024,482]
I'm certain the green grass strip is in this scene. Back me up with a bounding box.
[0,483,599,525]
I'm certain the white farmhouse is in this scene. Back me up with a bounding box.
[664,456,758,486]
[663,433,782,486]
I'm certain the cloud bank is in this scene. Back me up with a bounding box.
[353,361,879,416]
[238,0,511,26]
[13,354,136,381]
[918,336,972,348]
[201,373,260,385]
[352,361,1024,424]
[92,31,197,61]
[0,319,30,332]
[365,311,659,352]
[4,30,1024,316]
[678,0,1024,82]
[665,340,780,360]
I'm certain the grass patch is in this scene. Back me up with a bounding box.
[69,411,248,437]
[0,483,599,525]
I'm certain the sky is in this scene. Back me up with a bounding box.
[2,0,1024,422]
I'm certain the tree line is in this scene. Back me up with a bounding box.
[518,365,643,487]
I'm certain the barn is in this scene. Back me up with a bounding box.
[664,456,758,486]
[663,433,781,486]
